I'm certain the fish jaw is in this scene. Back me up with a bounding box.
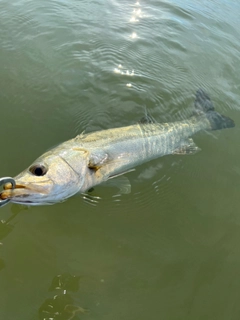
[0,174,81,206]
[0,176,56,205]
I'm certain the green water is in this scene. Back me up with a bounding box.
[0,0,240,319]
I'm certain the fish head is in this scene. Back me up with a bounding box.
[0,148,89,206]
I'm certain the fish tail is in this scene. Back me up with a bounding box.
[194,89,235,130]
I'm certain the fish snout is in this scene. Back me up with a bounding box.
[0,177,54,206]
[0,182,26,201]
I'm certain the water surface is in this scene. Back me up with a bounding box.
[0,0,240,319]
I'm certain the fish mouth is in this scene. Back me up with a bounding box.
[0,183,29,206]
[3,182,26,191]
[0,180,53,205]
[0,183,25,198]
[0,184,31,204]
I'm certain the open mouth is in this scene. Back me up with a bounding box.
[0,185,45,206]
[0,177,35,206]
[2,181,25,192]
[3,182,26,191]
[0,184,26,201]
[0,177,55,207]
[0,177,58,207]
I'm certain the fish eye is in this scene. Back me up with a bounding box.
[29,164,48,176]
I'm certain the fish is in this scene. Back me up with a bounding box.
[0,89,235,206]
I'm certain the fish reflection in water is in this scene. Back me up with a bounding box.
[49,273,81,292]
[39,273,87,320]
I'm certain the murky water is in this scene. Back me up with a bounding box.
[0,0,240,319]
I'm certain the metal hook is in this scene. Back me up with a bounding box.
[0,177,16,207]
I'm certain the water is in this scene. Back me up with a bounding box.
[0,0,240,319]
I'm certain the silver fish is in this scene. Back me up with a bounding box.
[0,90,234,206]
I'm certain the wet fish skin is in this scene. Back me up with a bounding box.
[0,90,234,206]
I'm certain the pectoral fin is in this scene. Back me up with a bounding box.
[88,150,109,170]
[73,147,109,170]
[173,139,201,155]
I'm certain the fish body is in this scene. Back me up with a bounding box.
[70,116,202,192]
[0,90,235,206]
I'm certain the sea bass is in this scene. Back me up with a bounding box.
[0,89,235,206]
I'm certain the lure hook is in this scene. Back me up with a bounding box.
[0,177,16,207]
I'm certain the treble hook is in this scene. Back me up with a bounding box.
[0,177,16,207]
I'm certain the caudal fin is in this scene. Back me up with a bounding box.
[194,89,235,130]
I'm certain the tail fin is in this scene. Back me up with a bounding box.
[194,89,235,130]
